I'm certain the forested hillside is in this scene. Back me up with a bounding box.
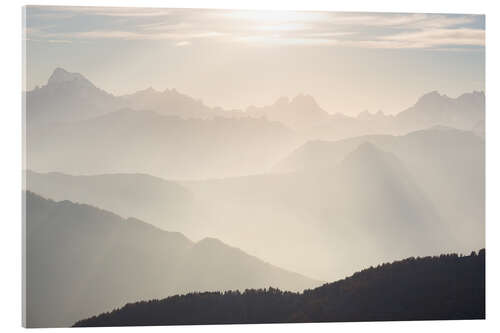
[75,249,485,326]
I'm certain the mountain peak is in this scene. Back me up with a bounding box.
[273,96,290,106]
[352,141,380,155]
[428,124,455,131]
[290,94,321,109]
[340,141,396,169]
[421,90,441,97]
[134,86,159,95]
[196,237,225,247]
[47,68,93,87]
[414,90,451,107]
[455,90,485,103]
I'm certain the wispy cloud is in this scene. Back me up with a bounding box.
[70,30,226,41]
[379,28,484,48]
[175,41,191,47]
[327,13,476,29]
[29,6,172,18]
[25,7,485,50]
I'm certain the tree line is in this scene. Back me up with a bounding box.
[75,249,485,326]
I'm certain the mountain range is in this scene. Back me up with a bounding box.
[26,68,484,135]
[25,171,195,233]
[25,68,485,180]
[26,108,298,179]
[26,68,235,125]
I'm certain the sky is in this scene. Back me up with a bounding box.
[24,6,485,115]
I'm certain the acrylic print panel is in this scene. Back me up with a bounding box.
[22,5,485,328]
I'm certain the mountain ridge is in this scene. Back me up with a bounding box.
[27,68,484,136]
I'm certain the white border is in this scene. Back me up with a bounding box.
[1,1,498,332]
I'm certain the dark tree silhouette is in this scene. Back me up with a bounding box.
[74,249,485,327]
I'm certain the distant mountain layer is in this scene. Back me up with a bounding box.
[25,68,235,125]
[25,68,484,180]
[74,249,485,326]
[25,171,196,233]
[26,68,484,142]
[26,68,125,125]
[25,192,319,328]
[244,94,330,130]
[274,126,485,252]
[243,90,484,138]
[26,108,299,179]
[396,90,485,132]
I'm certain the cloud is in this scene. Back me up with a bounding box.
[31,29,226,41]
[28,6,171,18]
[380,28,485,47]
[175,41,191,47]
[46,39,73,44]
[208,10,331,23]
[25,7,484,50]
[232,35,338,46]
[328,13,477,29]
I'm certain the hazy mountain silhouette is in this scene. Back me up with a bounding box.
[242,90,484,141]
[472,119,485,138]
[274,126,484,253]
[25,192,319,327]
[122,87,237,118]
[26,108,300,179]
[25,171,196,233]
[395,90,485,133]
[25,68,126,125]
[74,249,485,326]
[26,68,484,143]
[333,141,441,237]
[245,94,329,131]
[26,68,236,126]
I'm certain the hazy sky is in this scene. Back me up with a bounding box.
[24,6,485,115]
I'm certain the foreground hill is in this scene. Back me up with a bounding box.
[25,192,319,327]
[74,249,485,326]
